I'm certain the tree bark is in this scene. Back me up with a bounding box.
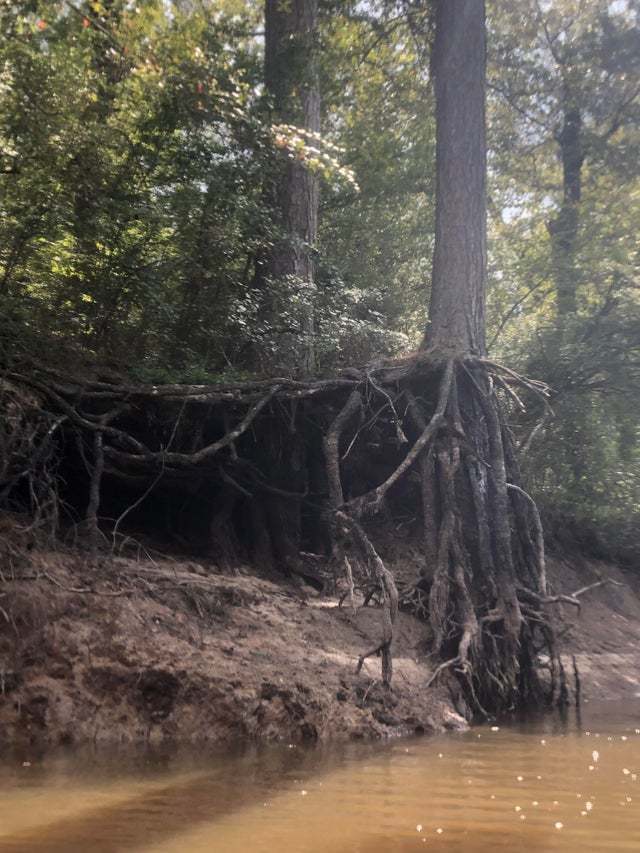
[425,0,487,356]
[547,83,586,488]
[414,1,555,713]
[264,0,320,375]
[548,82,584,321]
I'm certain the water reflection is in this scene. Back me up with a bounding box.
[0,702,638,852]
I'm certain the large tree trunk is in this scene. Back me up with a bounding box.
[264,0,320,375]
[425,0,487,355]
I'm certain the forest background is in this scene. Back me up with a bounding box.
[1,0,639,557]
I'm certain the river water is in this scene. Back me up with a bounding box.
[0,702,639,852]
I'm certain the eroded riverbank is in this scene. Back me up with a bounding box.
[0,548,460,746]
[1,539,639,747]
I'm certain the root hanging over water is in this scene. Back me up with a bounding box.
[317,355,563,710]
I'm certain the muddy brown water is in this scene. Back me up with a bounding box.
[0,702,639,852]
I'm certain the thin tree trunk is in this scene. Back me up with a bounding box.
[547,83,586,486]
[548,82,584,321]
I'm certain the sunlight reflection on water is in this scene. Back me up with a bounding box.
[0,701,638,852]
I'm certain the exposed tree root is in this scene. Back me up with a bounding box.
[1,351,588,716]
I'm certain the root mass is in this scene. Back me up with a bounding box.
[0,350,575,718]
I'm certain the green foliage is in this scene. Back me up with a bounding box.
[1,0,427,378]
[318,2,435,359]
[487,0,640,528]
[1,0,272,372]
[1,0,639,533]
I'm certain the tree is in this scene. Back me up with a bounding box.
[317,3,435,367]
[0,1,268,375]
[262,0,321,375]
[492,0,640,324]
[487,0,640,517]
[402,0,559,713]
[0,0,575,716]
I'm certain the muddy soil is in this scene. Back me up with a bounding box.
[0,541,638,748]
[547,554,640,704]
[0,549,461,748]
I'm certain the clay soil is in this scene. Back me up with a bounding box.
[1,534,638,749]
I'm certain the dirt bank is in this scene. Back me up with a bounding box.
[0,549,462,747]
[547,553,640,704]
[1,542,638,748]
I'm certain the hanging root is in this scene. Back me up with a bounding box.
[337,511,398,686]
[317,354,561,707]
[342,555,356,614]
[322,388,399,686]
[386,356,558,713]
[0,378,65,543]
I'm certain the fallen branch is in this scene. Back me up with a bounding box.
[518,577,623,610]
[42,571,129,597]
